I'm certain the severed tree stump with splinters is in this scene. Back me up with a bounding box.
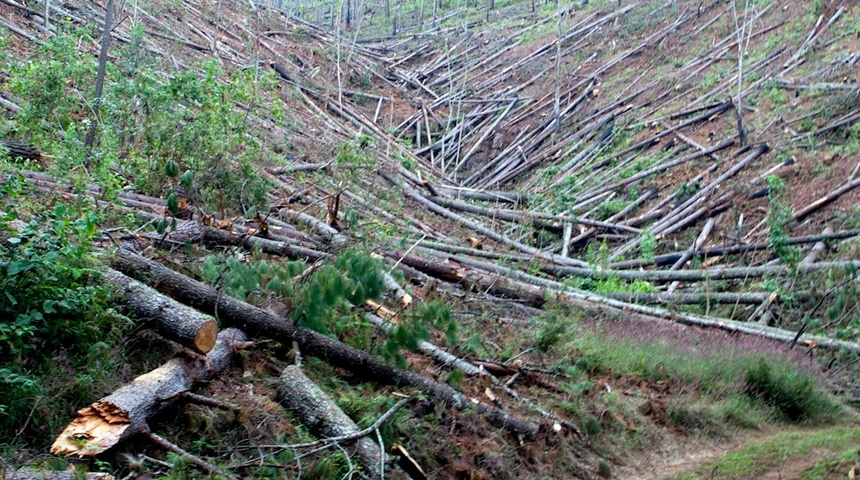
[50,329,247,457]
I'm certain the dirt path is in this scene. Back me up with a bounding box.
[613,434,746,480]
[613,427,857,480]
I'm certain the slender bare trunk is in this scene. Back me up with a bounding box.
[84,0,115,164]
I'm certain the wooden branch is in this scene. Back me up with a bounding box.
[145,429,235,479]
[792,176,860,222]
[51,329,247,456]
[103,269,218,354]
[277,366,387,477]
[364,313,484,376]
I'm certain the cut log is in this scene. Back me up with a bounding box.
[110,250,540,439]
[103,269,218,354]
[2,141,43,162]
[2,473,114,480]
[50,328,247,456]
[201,225,329,262]
[277,366,386,478]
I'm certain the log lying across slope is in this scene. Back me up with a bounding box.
[103,268,218,354]
[51,329,247,456]
[110,249,540,439]
[278,366,387,478]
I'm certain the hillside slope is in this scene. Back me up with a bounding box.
[1,0,860,478]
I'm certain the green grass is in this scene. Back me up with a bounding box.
[541,315,840,425]
[668,427,860,479]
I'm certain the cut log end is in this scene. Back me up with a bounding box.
[49,402,131,457]
[194,320,219,353]
[4,472,116,480]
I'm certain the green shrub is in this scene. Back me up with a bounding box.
[5,27,273,214]
[743,357,829,421]
[0,174,123,442]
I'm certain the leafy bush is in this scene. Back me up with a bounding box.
[743,357,830,421]
[4,26,273,214]
[0,174,123,442]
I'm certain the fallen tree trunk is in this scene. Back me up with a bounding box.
[110,250,539,439]
[437,186,526,205]
[610,229,860,269]
[104,269,218,354]
[399,251,860,354]
[277,366,386,478]
[601,290,811,305]
[2,472,114,480]
[51,328,247,456]
[542,260,860,282]
[201,225,329,262]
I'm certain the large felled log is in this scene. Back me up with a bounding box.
[277,366,386,478]
[50,329,247,456]
[2,141,43,162]
[110,250,539,439]
[201,225,329,262]
[542,260,860,283]
[2,472,114,480]
[104,269,218,354]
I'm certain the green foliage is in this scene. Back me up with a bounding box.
[533,312,570,352]
[555,318,834,423]
[201,252,305,303]
[0,174,122,441]
[295,249,384,334]
[201,250,456,366]
[640,228,656,263]
[4,27,272,214]
[743,358,830,421]
[765,175,801,267]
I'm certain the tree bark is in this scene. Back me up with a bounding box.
[104,269,218,354]
[51,329,247,456]
[110,250,539,439]
[277,366,386,477]
[83,0,115,159]
[3,473,114,480]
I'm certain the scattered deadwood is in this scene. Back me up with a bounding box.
[400,250,860,354]
[51,328,247,456]
[110,250,540,438]
[379,169,588,268]
[277,365,387,478]
[610,229,860,269]
[103,268,218,354]
[542,260,860,283]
